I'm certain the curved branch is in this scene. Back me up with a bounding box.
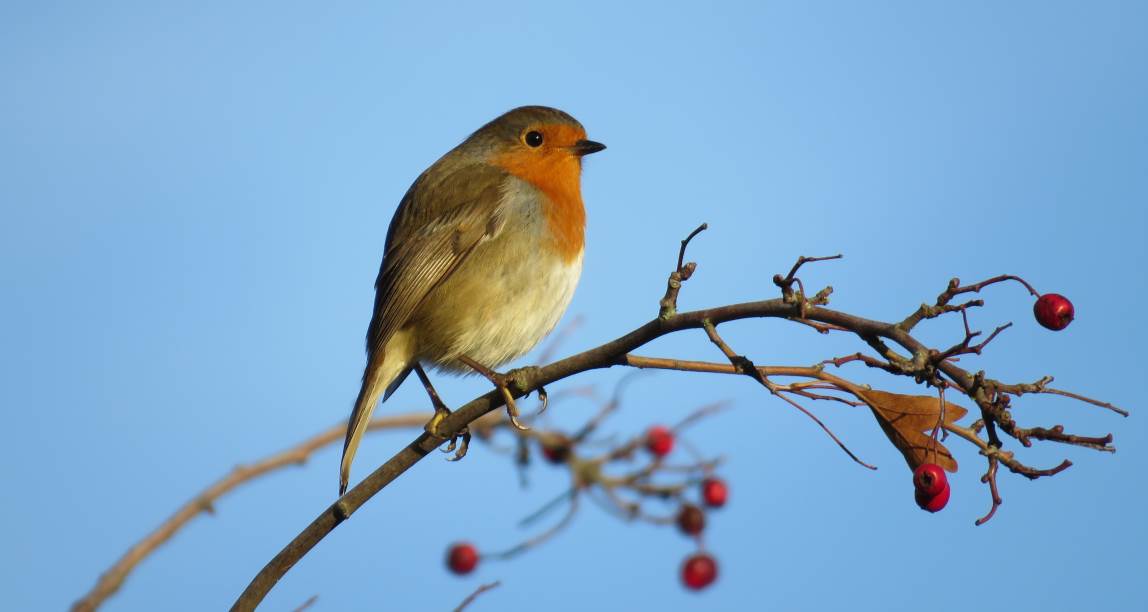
[232,292,1122,609]
[230,299,804,609]
[72,413,428,612]
[227,300,887,606]
[453,581,501,612]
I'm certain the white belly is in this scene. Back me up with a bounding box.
[414,248,583,371]
[452,251,581,366]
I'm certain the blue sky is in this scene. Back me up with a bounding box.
[3,1,1146,610]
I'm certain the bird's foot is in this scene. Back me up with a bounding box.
[493,371,528,431]
[425,404,451,435]
[425,406,472,461]
[460,359,542,431]
[443,427,472,461]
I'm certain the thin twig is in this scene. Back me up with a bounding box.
[673,401,731,432]
[659,223,707,319]
[572,371,649,443]
[517,488,577,528]
[900,274,1038,331]
[453,581,502,612]
[485,495,580,560]
[677,223,709,272]
[975,456,1003,526]
[291,595,318,612]
[775,254,844,288]
[623,353,1104,484]
[699,321,876,470]
[72,413,428,612]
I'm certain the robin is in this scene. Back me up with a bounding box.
[339,106,605,494]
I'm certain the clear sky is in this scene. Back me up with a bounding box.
[3,1,1146,610]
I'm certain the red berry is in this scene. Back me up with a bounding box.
[540,435,571,464]
[645,425,675,457]
[681,553,718,590]
[676,504,706,536]
[915,482,951,513]
[701,477,728,508]
[446,542,479,575]
[912,463,948,498]
[1033,293,1074,331]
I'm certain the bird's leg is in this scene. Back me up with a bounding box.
[414,362,451,425]
[458,356,530,431]
[414,363,470,460]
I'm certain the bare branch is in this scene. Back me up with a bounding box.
[774,254,843,290]
[485,494,580,560]
[72,413,428,612]
[220,235,1123,608]
[659,222,708,319]
[975,456,1003,526]
[677,222,709,273]
[291,595,318,612]
[699,321,876,470]
[453,581,502,612]
[900,274,1039,331]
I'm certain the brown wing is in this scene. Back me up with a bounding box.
[365,161,509,365]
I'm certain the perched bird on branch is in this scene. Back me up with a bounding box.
[339,106,606,494]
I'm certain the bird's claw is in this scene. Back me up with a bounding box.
[462,358,529,431]
[444,428,472,461]
[499,384,529,431]
[535,385,549,416]
[425,406,472,461]
[502,366,547,427]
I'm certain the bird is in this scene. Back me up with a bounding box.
[339,106,605,495]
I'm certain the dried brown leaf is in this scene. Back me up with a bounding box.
[856,390,967,473]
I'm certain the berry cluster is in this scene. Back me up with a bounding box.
[441,413,729,592]
[653,426,726,591]
[903,289,1076,515]
[673,481,726,592]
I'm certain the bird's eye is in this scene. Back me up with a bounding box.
[524,130,544,147]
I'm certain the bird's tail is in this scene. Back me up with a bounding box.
[340,337,412,495]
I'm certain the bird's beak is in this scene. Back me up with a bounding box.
[570,139,606,156]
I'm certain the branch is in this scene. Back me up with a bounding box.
[658,222,706,319]
[700,320,876,469]
[484,490,580,560]
[229,230,1124,609]
[230,299,817,608]
[71,413,428,612]
[453,581,501,612]
[975,456,1002,526]
[900,275,1039,331]
[291,595,318,612]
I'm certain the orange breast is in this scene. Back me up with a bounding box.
[492,137,586,262]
